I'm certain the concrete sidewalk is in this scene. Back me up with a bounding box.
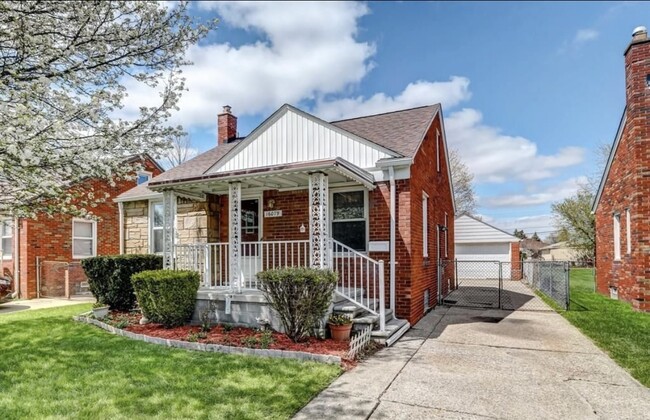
[0,296,94,315]
[295,306,650,419]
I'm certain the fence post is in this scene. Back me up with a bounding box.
[64,265,70,300]
[498,262,502,309]
[378,260,386,332]
[565,262,570,310]
[36,256,41,299]
[454,259,458,290]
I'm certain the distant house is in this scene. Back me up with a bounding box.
[0,155,164,299]
[539,242,577,261]
[454,214,521,279]
[592,26,650,311]
[520,238,548,259]
[116,103,456,343]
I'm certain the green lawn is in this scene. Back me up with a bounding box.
[0,304,340,419]
[563,268,650,387]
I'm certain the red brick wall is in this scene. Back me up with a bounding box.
[14,157,162,298]
[595,38,650,311]
[511,242,522,280]
[407,113,455,324]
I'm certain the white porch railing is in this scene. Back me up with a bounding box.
[173,238,386,332]
[330,239,386,332]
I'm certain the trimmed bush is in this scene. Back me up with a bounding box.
[257,267,338,343]
[131,270,200,328]
[81,254,163,311]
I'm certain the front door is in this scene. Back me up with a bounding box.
[240,198,261,287]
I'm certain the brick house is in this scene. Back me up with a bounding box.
[1,155,163,299]
[592,26,650,311]
[117,104,455,344]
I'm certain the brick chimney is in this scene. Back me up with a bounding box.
[625,26,650,122]
[218,105,237,145]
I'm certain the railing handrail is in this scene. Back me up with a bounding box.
[330,239,380,264]
[241,240,309,244]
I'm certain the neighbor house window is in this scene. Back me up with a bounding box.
[1,220,12,260]
[136,171,152,185]
[332,190,367,252]
[150,202,164,254]
[436,129,441,173]
[72,219,96,259]
[422,192,429,257]
[613,213,621,261]
[626,208,632,255]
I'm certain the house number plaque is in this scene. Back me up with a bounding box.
[264,210,283,218]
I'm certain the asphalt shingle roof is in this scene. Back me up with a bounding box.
[116,104,441,200]
[330,104,441,158]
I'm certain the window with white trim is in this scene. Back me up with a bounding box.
[332,190,367,252]
[1,220,12,260]
[422,192,428,257]
[436,129,441,173]
[136,171,152,185]
[613,213,621,261]
[150,202,164,254]
[626,208,632,255]
[72,219,96,259]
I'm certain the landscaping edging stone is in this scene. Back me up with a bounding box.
[73,313,342,365]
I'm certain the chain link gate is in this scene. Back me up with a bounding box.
[438,260,570,311]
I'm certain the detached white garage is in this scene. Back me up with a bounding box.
[455,214,520,279]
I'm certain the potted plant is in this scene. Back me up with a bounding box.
[328,313,353,342]
[92,301,109,320]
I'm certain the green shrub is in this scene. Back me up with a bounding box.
[131,270,200,328]
[257,267,338,343]
[81,254,162,311]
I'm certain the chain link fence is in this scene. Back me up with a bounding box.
[439,259,570,311]
[36,258,90,298]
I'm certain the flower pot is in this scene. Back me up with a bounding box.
[92,306,109,320]
[328,322,353,342]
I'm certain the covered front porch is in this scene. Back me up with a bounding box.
[150,158,391,332]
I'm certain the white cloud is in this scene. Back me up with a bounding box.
[445,109,585,183]
[483,176,588,208]
[575,29,599,43]
[559,28,599,53]
[313,77,471,121]
[118,1,374,127]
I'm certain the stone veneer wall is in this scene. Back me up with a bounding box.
[123,194,221,254]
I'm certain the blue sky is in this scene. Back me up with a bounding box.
[135,1,648,238]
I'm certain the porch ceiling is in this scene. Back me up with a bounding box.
[148,158,376,195]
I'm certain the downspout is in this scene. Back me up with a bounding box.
[388,166,396,313]
[118,202,125,254]
[13,218,20,298]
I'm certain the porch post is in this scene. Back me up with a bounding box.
[229,182,242,292]
[162,190,176,269]
[309,172,329,268]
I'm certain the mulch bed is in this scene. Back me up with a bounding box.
[106,311,352,361]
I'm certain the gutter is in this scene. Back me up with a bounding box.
[118,202,125,255]
[388,166,396,312]
[13,218,20,298]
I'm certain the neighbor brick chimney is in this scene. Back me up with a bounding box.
[218,105,237,145]
[624,26,650,126]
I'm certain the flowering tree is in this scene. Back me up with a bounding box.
[449,149,477,215]
[0,1,215,217]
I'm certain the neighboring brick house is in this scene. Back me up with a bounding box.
[0,155,163,299]
[592,26,650,311]
[117,103,455,344]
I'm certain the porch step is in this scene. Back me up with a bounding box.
[370,318,410,346]
[351,309,394,327]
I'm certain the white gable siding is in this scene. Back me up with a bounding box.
[455,215,516,244]
[212,108,393,173]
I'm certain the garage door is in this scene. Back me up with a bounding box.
[455,243,511,279]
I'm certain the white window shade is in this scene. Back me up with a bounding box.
[72,220,96,259]
[613,214,621,261]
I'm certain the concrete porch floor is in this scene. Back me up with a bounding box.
[0,296,95,315]
[295,305,650,419]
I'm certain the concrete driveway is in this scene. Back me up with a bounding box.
[0,296,94,315]
[295,305,650,419]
